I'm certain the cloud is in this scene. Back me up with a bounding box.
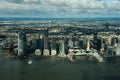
[24,0,38,2]
[0,0,120,17]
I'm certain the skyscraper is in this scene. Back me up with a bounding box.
[68,40,73,48]
[106,23,109,29]
[78,39,84,49]
[107,46,114,56]
[43,28,50,56]
[18,32,26,56]
[68,33,74,48]
[116,36,120,56]
[51,40,57,56]
[86,37,90,51]
[100,39,105,54]
[35,34,41,56]
[59,40,65,54]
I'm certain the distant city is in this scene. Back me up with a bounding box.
[0,18,120,63]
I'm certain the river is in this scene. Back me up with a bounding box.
[0,50,120,80]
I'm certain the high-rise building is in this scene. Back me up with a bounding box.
[100,39,105,53]
[68,40,73,48]
[107,36,112,46]
[116,36,120,56]
[107,46,114,56]
[86,37,90,51]
[18,32,26,56]
[36,39,41,49]
[68,33,74,46]
[56,41,60,55]
[93,34,98,49]
[111,38,117,47]
[51,40,57,56]
[35,34,41,56]
[43,28,50,56]
[59,40,65,54]
[83,37,87,50]
[78,39,84,49]
[106,23,109,29]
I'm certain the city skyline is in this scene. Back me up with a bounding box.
[0,0,120,18]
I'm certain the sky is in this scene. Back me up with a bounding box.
[0,0,120,18]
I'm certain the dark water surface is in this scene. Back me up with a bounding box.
[0,50,120,80]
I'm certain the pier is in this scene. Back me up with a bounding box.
[68,49,104,62]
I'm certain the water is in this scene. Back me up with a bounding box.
[0,50,120,80]
[0,17,120,21]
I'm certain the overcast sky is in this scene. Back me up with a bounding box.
[0,0,120,18]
